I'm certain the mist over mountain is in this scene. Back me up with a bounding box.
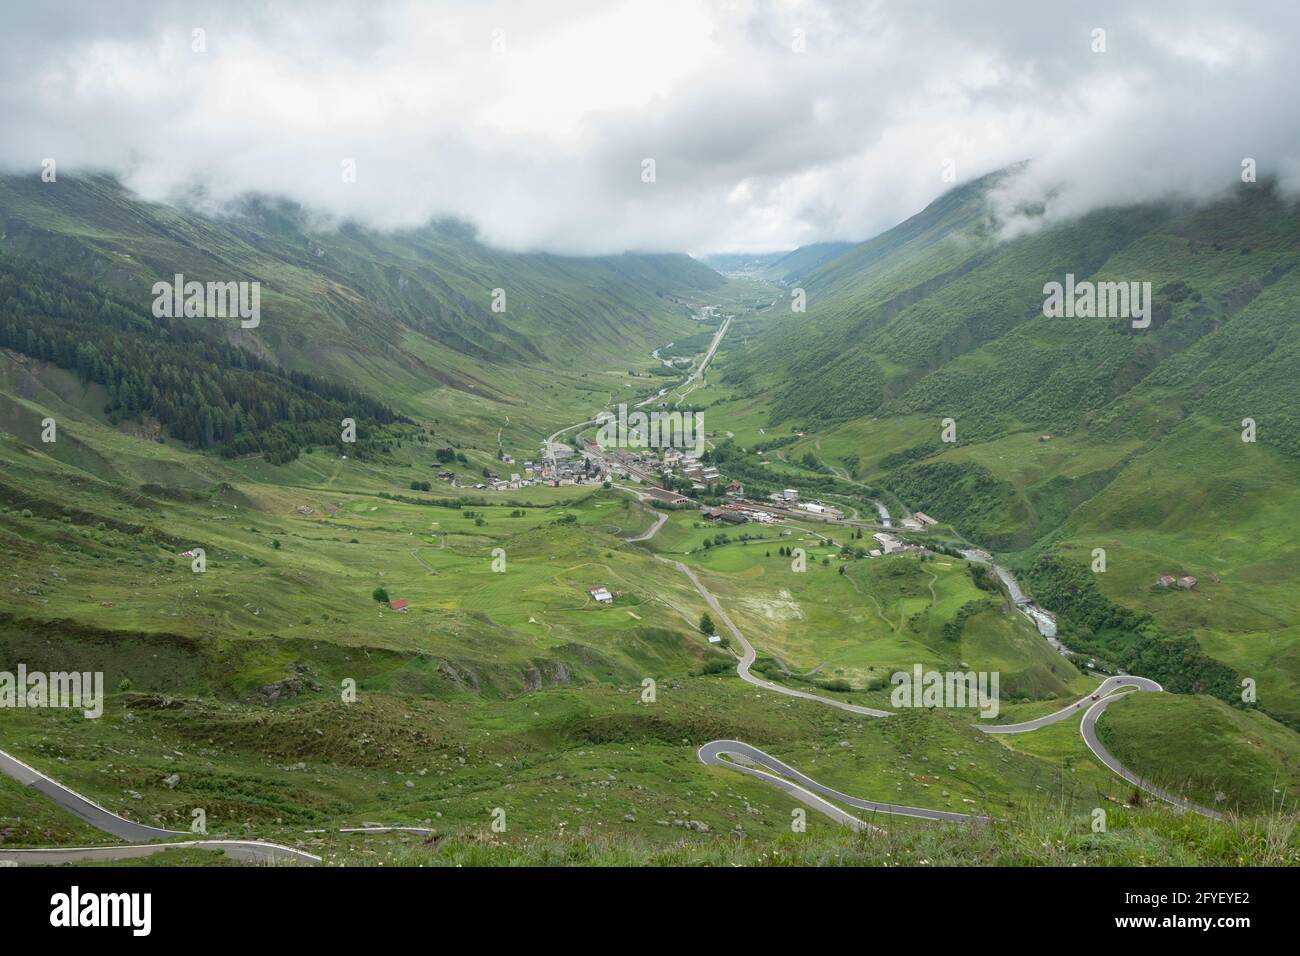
[3,1,1299,255]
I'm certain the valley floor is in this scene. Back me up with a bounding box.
[1,286,1297,867]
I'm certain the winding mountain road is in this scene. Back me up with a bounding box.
[557,293,1223,830]
[978,676,1162,734]
[664,552,1221,825]
[0,747,321,865]
[1081,692,1223,820]
[698,740,983,825]
[658,556,891,717]
[0,840,322,866]
[0,748,187,842]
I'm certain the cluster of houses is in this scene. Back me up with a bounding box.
[476,470,529,492]
[602,445,728,491]
[431,442,610,492]
[432,466,537,492]
[536,441,608,487]
[690,304,724,321]
[659,448,720,488]
[1156,574,1198,590]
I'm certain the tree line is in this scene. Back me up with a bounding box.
[0,253,408,464]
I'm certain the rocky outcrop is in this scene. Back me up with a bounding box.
[436,659,481,693]
[523,660,572,692]
[252,664,321,705]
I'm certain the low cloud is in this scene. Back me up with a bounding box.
[2,0,1297,255]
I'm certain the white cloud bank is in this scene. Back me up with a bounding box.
[2,0,1298,254]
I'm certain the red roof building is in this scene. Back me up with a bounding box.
[389,599,409,611]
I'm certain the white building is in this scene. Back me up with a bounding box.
[873,532,907,553]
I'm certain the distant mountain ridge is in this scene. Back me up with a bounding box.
[0,175,723,402]
[702,241,857,284]
[763,241,857,284]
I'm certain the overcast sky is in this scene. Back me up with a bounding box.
[3,0,1298,255]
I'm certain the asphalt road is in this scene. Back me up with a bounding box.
[978,676,1163,734]
[0,747,184,842]
[687,316,730,384]
[658,527,1219,824]
[0,746,320,865]
[698,740,984,824]
[0,840,321,866]
[1080,692,1223,819]
[674,553,1226,824]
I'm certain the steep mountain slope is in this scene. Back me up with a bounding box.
[762,240,857,285]
[705,170,1300,728]
[0,175,724,454]
[737,173,1298,447]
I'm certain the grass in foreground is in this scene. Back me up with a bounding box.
[322,803,1299,866]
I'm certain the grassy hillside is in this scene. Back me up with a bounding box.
[762,241,857,285]
[696,169,1300,745]
[0,175,724,457]
[1097,692,1300,816]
